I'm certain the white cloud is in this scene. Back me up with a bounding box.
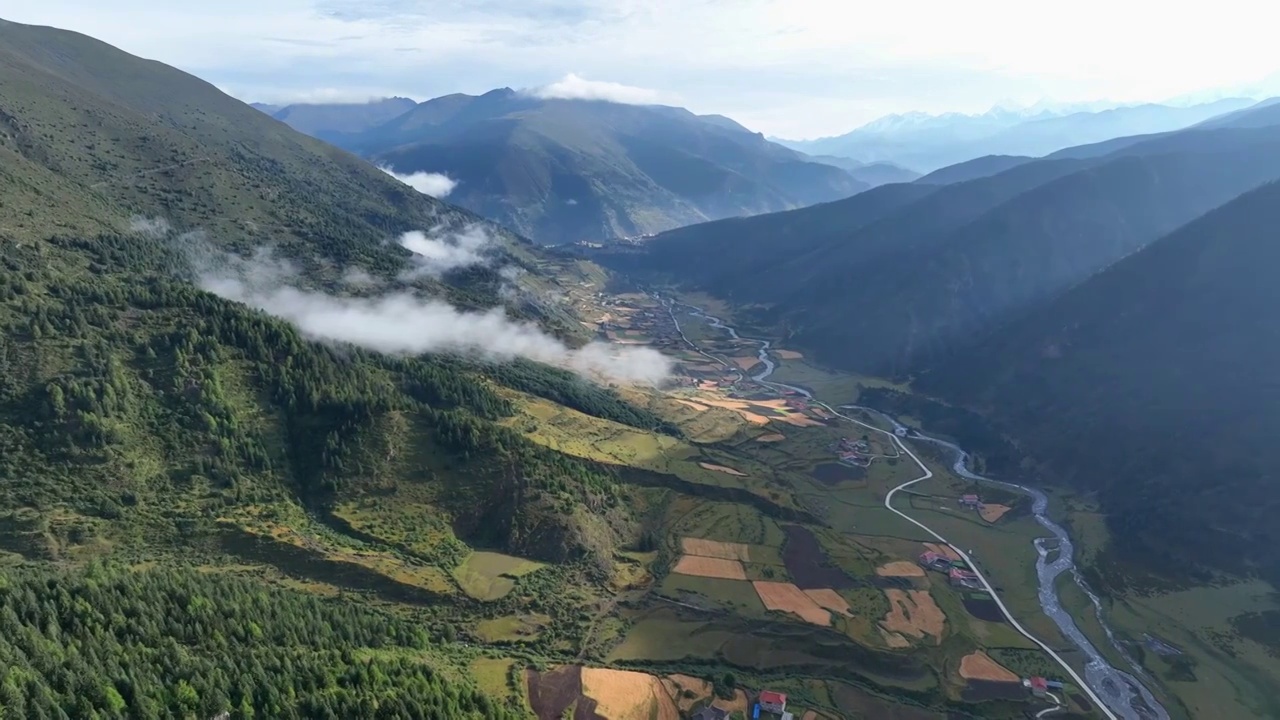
[397,226,492,278]
[196,247,671,386]
[11,0,1280,138]
[379,165,458,198]
[528,73,664,105]
[129,216,171,238]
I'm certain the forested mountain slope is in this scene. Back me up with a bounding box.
[918,181,1280,584]
[0,18,670,717]
[613,119,1280,376]
[295,89,866,243]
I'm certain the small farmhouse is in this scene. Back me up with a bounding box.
[759,690,787,714]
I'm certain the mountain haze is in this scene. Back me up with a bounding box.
[265,90,868,243]
[782,98,1257,171]
[261,96,418,141]
[611,114,1280,376]
[919,180,1280,583]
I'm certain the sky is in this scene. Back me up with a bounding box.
[8,0,1280,138]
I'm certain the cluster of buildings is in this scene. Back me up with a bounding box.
[835,437,872,466]
[918,550,982,590]
[691,690,790,720]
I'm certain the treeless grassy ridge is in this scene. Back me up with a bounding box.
[672,556,748,580]
[958,651,1020,682]
[753,581,832,626]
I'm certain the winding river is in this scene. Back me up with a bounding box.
[661,296,1170,720]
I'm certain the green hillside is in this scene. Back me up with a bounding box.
[0,18,672,718]
[919,180,1280,586]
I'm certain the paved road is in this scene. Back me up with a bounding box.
[658,296,1159,720]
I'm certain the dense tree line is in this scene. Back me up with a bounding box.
[0,565,523,719]
[482,359,680,436]
[2,231,633,564]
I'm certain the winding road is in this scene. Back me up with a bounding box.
[659,295,1169,720]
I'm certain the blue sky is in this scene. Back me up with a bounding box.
[9,0,1280,138]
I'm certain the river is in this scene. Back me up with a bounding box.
[661,295,1170,720]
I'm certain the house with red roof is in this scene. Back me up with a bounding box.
[918,551,952,572]
[959,494,982,508]
[759,690,787,714]
[949,567,981,589]
[1027,676,1049,695]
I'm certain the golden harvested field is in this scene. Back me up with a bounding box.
[581,668,680,720]
[775,349,804,359]
[698,461,747,476]
[682,538,752,562]
[776,413,825,428]
[672,555,748,580]
[980,504,1012,523]
[732,356,760,370]
[755,432,786,442]
[695,398,770,425]
[880,589,946,642]
[958,651,1020,682]
[876,561,926,577]
[924,542,962,561]
[662,674,712,712]
[753,581,832,626]
[880,628,911,648]
[805,588,852,617]
[676,399,710,412]
[712,690,750,717]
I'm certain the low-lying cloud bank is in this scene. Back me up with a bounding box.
[398,226,492,277]
[193,246,671,386]
[379,165,458,198]
[528,73,664,105]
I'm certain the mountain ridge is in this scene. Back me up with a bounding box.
[260,92,868,243]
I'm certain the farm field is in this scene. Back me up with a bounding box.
[555,288,1094,719]
[452,551,545,601]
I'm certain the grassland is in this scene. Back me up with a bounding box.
[452,551,547,601]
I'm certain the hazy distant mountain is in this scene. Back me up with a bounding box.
[257,97,419,142]
[608,109,1280,377]
[914,155,1032,185]
[294,90,866,243]
[808,155,921,186]
[778,98,1256,171]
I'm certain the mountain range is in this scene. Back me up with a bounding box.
[606,96,1280,584]
[255,92,875,244]
[779,98,1259,171]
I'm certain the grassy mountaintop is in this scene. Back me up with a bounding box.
[919,180,1280,586]
[261,97,419,140]
[270,89,867,244]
